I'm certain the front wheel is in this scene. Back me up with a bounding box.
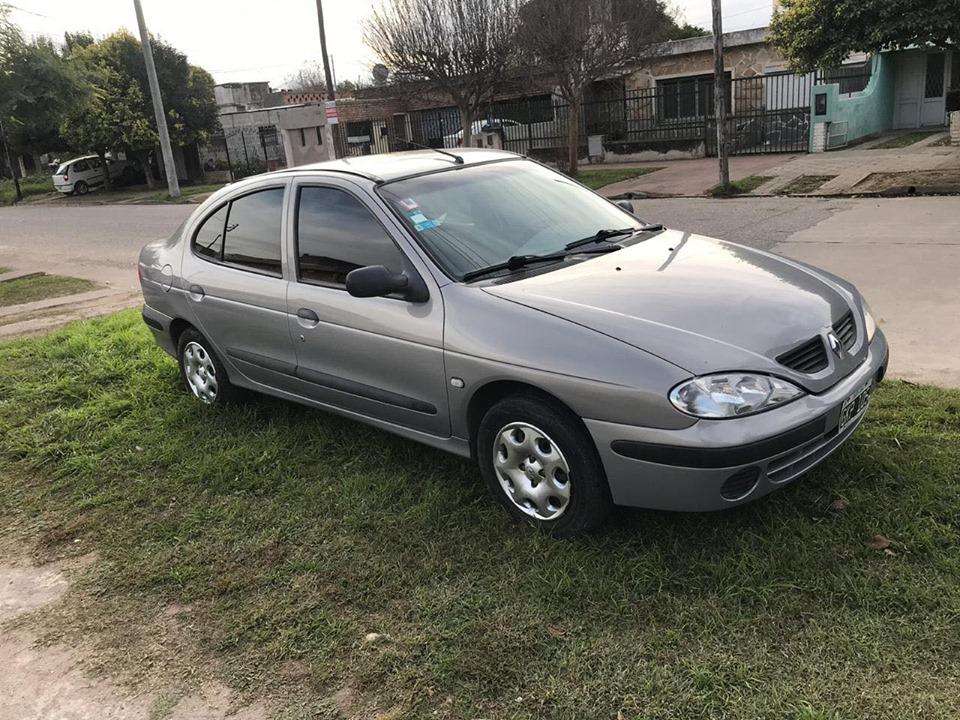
[476,394,612,537]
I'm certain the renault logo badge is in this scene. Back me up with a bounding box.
[827,332,843,358]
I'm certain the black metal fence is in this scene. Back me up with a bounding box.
[336,68,854,163]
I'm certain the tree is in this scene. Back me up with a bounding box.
[365,0,520,147]
[284,61,327,93]
[0,7,85,185]
[771,0,960,70]
[518,0,673,174]
[666,22,709,40]
[62,31,218,188]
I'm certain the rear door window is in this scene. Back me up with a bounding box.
[222,188,285,276]
[193,204,228,260]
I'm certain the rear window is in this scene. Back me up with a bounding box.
[55,163,70,175]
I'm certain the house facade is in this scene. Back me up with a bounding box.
[811,48,958,150]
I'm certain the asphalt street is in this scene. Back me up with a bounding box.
[1,194,958,385]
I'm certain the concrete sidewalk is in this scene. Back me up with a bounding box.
[597,155,795,197]
[597,130,959,198]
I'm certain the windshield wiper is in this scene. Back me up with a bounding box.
[564,224,664,251]
[461,245,620,282]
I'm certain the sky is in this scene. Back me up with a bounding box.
[6,0,775,90]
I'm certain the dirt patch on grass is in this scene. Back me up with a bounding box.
[0,554,271,720]
[776,175,837,195]
[853,169,960,193]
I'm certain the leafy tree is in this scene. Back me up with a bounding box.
[0,7,85,186]
[771,0,960,69]
[365,0,520,147]
[666,22,709,40]
[518,0,673,174]
[63,31,218,188]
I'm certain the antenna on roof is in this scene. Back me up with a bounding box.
[392,136,464,165]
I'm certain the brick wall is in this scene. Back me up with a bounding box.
[625,41,785,90]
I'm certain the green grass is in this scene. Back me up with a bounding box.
[776,175,838,195]
[0,173,55,205]
[1,311,959,718]
[873,131,943,149]
[575,167,663,190]
[708,175,775,197]
[0,267,10,275]
[0,273,98,307]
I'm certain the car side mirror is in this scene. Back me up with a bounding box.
[345,265,429,303]
[615,199,635,214]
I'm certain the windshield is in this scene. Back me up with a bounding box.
[378,160,644,280]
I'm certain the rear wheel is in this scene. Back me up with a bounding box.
[73,180,88,195]
[177,328,237,406]
[476,394,612,537]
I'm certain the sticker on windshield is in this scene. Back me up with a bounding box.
[399,197,419,211]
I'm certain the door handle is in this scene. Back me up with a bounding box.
[296,307,320,327]
[188,284,205,301]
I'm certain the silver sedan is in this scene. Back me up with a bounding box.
[139,149,888,536]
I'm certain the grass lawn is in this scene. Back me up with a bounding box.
[708,175,775,197]
[0,173,56,205]
[0,273,98,308]
[873,131,943,149]
[575,167,663,190]
[1,311,958,718]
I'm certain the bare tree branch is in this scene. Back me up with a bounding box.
[365,0,520,146]
[518,0,671,173]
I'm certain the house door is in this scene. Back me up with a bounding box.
[894,53,925,129]
[920,53,947,127]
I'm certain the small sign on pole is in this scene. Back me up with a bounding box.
[325,100,339,125]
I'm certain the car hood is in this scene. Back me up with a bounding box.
[483,230,865,393]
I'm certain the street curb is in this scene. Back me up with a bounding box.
[0,288,123,318]
[0,270,45,283]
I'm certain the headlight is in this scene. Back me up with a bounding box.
[669,373,804,419]
[862,300,877,343]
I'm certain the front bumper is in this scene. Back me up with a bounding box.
[586,330,889,511]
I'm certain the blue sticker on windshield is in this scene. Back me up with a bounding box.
[414,219,439,231]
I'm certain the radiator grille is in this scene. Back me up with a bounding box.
[832,311,857,351]
[777,336,828,374]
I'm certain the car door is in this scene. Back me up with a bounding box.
[285,176,449,437]
[180,178,299,391]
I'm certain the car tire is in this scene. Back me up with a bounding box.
[476,394,612,538]
[74,180,88,195]
[177,328,238,406]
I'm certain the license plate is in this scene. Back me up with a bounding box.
[838,381,872,433]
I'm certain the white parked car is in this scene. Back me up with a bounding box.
[442,119,523,148]
[52,155,128,195]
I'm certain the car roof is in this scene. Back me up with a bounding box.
[272,148,520,183]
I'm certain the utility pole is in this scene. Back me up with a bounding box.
[133,0,180,198]
[315,0,336,100]
[0,119,22,203]
[711,0,730,191]
[314,0,339,159]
